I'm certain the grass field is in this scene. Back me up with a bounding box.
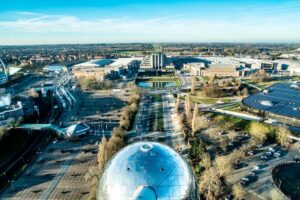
[190,95,234,105]
[244,76,295,89]
[213,114,251,131]
[149,94,164,131]
[246,80,282,89]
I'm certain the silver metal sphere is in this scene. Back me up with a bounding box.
[97,142,199,200]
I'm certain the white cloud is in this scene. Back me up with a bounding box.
[0,11,300,44]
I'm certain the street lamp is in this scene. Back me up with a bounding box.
[8,180,14,192]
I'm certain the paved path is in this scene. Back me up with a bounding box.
[241,80,263,91]
[211,108,263,121]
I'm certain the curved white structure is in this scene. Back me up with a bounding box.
[260,100,274,107]
[98,142,199,200]
[0,58,8,84]
[290,83,300,89]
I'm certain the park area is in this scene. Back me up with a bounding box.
[149,94,164,132]
[136,76,181,88]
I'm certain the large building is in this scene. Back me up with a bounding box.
[72,59,118,81]
[0,91,24,126]
[43,64,68,73]
[242,82,300,127]
[140,52,174,71]
[73,59,114,68]
[98,142,199,200]
[0,59,9,84]
[72,58,141,81]
[183,62,206,76]
[201,64,243,77]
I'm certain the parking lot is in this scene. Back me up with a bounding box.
[76,90,129,121]
[0,135,100,200]
[73,90,130,136]
[227,141,300,199]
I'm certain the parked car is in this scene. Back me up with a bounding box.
[269,147,276,152]
[260,155,268,160]
[274,152,281,158]
[249,171,256,176]
[266,151,272,156]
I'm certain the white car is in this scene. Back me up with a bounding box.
[274,152,281,157]
[249,171,256,176]
[242,177,250,182]
[266,151,272,156]
[269,147,276,152]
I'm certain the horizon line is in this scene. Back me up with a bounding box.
[1,41,300,47]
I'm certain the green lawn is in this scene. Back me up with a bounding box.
[213,114,251,131]
[222,104,241,112]
[247,80,281,89]
[245,76,294,89]
[149,94,164,131]
[190,95,234,105]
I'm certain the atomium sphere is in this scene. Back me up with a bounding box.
[97,142,199,200]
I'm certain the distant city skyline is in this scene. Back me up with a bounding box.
[1,0,300,45]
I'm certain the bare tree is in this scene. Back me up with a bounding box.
[215,155,232,177]
[98,136,108,174]
[185,95,192,120]
[85,165,100,185]
[200,153,212,170]
[191,76,196,95]
[276,126,291,147]
[208,75,216,86]
[107,134,124,159]
[249,122,269,143]
[192,104,199,135]
[242,87,249,97]
[230,149,244,165]
[232,183,246,200]
[199,166,222,200]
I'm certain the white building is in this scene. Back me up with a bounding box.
[73,59,114,69]
[0,92,24,126]
[140,52,174,71]
[183,63,205,76]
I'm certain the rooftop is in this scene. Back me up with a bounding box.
[73,59,113,68]
[243,82,300,119]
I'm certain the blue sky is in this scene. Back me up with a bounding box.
[1,0,300,45]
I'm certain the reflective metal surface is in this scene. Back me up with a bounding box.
[97,142,199,200]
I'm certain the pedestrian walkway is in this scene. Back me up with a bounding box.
[19,124,66,136]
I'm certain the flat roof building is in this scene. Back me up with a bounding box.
[242,82,300,127]
[73,59,114,68]
[43,64,67,73]
[183,62,206,77]
[201,64,242,77]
